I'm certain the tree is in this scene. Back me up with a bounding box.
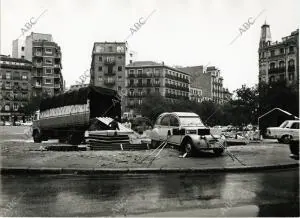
[23,92,50,116]
[258,80,299,117]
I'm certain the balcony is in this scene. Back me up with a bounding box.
[128,74,135,78]
[104,71,116,76]
[104,58,116,65]
[32,73,42,77]
[165,93,189,100]
[33,83,42,88]
[54,73,60,78]
[13,76,21,80]
[104,79,115,86]
[34,62,43,67]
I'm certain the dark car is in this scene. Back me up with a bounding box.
[289,136,299,160]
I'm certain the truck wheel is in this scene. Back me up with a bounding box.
[33,130,42,143]
[213,148,224,156]
[281,135,292,144]
[182,139,195,157]
[68,132,83,145]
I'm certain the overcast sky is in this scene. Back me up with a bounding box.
[1,0,299,91]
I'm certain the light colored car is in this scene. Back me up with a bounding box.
[150,112,226,156]
[266,120,299,143]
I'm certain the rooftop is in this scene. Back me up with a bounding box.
[0,55,32,64]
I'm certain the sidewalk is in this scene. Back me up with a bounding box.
[1,137,298,173]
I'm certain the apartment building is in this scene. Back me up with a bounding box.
[90,42,126,92]
[0,55,32,121]
[125,61,190,112]
[258,24,299,85]
[12,32,64,97]
[189,86,203,103]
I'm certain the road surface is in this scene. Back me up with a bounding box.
[1,169,299,216]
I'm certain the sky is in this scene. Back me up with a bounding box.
[1,0,299,92]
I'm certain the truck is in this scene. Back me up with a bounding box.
[32,86,121,144]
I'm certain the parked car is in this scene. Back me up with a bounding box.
[150,112,226,156]
[289,135,299,160]
[266,120,299,143]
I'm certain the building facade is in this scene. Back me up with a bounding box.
[206,66,224,104]
[189,86,203,103]
[12,32,64,97]
[12,39,25,59]
[179,65,228,104]
[90,42,126,93]
[258,24,299,85]
[69,83,89,91]
[0,55,32,121]
[125,61,190,112]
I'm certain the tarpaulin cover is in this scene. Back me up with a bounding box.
[40,86,121,118]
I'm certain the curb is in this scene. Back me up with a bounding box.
[1,163,299,175]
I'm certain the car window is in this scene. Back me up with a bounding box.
[160,115,170,126]
[169,115,179,126]
[280,121,288,128]
[179,116,204,126]
[291,122,299,129]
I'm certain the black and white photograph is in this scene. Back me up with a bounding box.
[0,0,299,217]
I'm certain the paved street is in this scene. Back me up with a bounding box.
[1,127,298,170]
[1,169,299,216]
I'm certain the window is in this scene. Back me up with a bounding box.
[21,56,24,59]
[45,79,52,84]
[129,79,134,85]
[118,86,121,91]
[99,56,102,61]
[45,68,52,74]
[270,50,275,56]
[288,59,295,66]
[98,66,102,71]
[118,56,122,59]
[45,48,52,54]
[118,76,122,79]
[270,63,276,69]
[21,73,27,80]
[21,47,24,51]
[6,72,11,79]
[108,46,113,52]
[289,46,294,53]
[155,88,159,93]
[169,116,179,126]
[45,58,52,64]
[280,48,284,54]
[269,76,275,83]
[291,122,299,129]
[118,66,122,71]
[160,115,170,126]
[98,76,102,81]
[147,88,151,94]
[138,99,142,105]
[279,61,285,68]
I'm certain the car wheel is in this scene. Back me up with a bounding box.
[277,138,283,143]
[213,148,224,156]
[33,130,42,143]
[183,139,195,157]
[150,140,158,149]
[281,135,292,144]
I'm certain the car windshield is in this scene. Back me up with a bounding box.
[179,116,204,126]
[279,121,289,128]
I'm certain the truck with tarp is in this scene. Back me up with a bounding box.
[32,86,121,144]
